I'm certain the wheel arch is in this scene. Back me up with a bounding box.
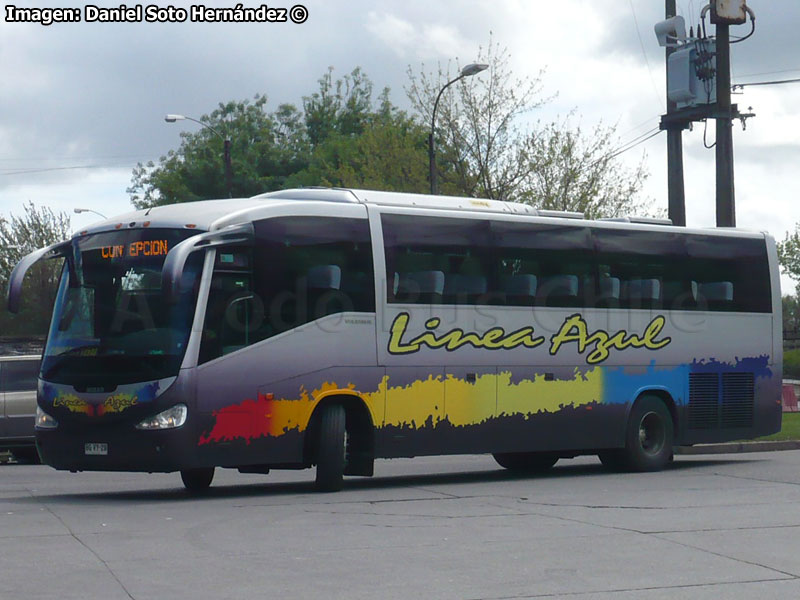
[303,391,375,476]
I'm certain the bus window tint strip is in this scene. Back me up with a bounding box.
[380,213,771,312]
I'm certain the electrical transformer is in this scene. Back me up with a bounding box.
[667,40,717,109]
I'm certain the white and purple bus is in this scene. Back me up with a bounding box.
[6,188,782,491]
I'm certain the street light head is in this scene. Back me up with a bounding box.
[73,207,107,219]
[460,63,489,77]
[164,114,186,123]
[654,16,686,47]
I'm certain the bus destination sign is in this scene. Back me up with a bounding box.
[100,240,169,259]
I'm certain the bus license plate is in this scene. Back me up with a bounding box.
[85,443,108,456]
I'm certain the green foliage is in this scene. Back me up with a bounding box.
[785,350,800,379]
[784,294,800,341]
[0,202,71,337]
[128,95,309,207]
[290,107,429,193]
[129,68,428,207]
[778,224,800,282]
[303,67,374,145]
[518,116,651,219]
[130,47,651,217]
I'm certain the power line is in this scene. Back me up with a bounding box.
[736,67,800,79]
[0,163,136,176]
[607,128,662,161]
[732,77,800,91]
[0,154,150,162]
[619,115,661,140]
[629,0,665,111]
[590,127,662,169]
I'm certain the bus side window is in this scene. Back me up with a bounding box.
[382,214,493,306]
[199,217,374,365]
[256,216,374,329]
[685,235,770,313]
[199,253,256,364]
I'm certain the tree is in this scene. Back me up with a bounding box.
[518,116,651,219]
[783,295,800,342]
[128,95,309,208]
[290,93,429,193]
[406,40,547,200]
[129,68,427,206]
[778,224,800,283]
[303,67,375,146]
[405,37,651,216]
[0,202,71,337]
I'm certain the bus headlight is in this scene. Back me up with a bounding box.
[35,406,59,429]
[136,404,188,430]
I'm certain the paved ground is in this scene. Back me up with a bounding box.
[3,452,800,599]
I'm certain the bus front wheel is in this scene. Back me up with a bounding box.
[315,404,347,492]
[181,467,215,493]
[620,396,674,472]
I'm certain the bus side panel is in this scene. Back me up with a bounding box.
[192,313,383,468]
[374,306,775,457]
[373,364,627,458]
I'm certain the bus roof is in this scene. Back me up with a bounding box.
[74,187,768,240]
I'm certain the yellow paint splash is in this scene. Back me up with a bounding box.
[252,368,604,437]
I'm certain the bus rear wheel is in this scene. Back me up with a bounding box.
[315,404,347,492]
[620,396,674,472]
[181,467,215,493]
[493,452,559,472]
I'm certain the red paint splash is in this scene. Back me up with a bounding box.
[198,393,274,446]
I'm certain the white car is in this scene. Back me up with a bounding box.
[0,355,40,463]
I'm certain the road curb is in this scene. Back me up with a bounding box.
[676,440,800,455]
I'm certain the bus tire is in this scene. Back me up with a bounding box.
[11,447,41,464]
[181,467,215,493]
[598,450,626,472]
[620,396,674,472]
[315,404,346,492]
[493,452,559,472]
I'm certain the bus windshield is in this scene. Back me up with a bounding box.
[42,229,202,386]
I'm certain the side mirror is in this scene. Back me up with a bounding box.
[6,240,71,314]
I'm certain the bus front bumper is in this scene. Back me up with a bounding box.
[36,424,202,473]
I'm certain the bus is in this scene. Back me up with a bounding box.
[6,188,782,492]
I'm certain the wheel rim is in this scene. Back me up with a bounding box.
[638,411,666,455]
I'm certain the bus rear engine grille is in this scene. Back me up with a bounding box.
[688,372,755,430]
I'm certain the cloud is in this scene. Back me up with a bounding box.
[2,0,800,252]
[365,11,473,61]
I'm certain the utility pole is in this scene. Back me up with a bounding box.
[223,139,233,199]
[665,0,687,226]
[657,0,753,229]
[714,21,736,227]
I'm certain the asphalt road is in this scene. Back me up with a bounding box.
[3,452,800,600]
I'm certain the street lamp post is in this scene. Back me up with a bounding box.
[165,114,233,198]
[428,63,489,195]
[73,207,107,219]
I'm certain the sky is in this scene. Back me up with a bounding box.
[1,0,799,286]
